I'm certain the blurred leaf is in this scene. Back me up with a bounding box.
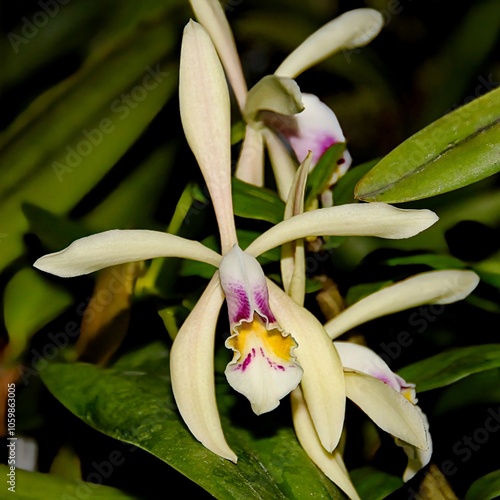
[82,144,175,231]
[232,178,285,225]
[331,160,378,206]
[49,444,82,482]
[345,281,393,306]
[305,143,345,208]
[41,342,345,499]
[434,369,500,415]
[382,254,467,270]
[23,203,91,251]
[0,14,177,272]
[465,469,500,500]
[473,251,500,288]
[416,0,500,127]
[398,345,500,392]
[3,268,72,364]
[355,88,500,203]
[350,467,403,500]
[0,464,139,500]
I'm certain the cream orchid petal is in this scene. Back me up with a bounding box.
[189,0,248,111]
[285,94,352,176]
[268,280,346,452]
[220,245,303,414]
[180,20,237,253]
[234,124,265,186]
[281,155,311,305]
[170,273,237,462]
[334,342,414,393]
[275,9,384,79]
[396,414,433,482]
[344,371,429,450]
[325,270,480,340]
[245,202,439,258]
[33,229,222,278]
[291,387,361,500]
[263,127,298,201]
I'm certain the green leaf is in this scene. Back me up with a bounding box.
[232,178,285,225]
[434,369,500,415]
[350,467,403,500]
[3,268,73,364]
[331,159,378,206]
[0,14,176,272]
[304,143,346,208]
[0,465,139,500]
[465,469,500,500]
[354,87,500,203]
[398,345,500,392]
[382,254,467,270]
[40,342,344,499]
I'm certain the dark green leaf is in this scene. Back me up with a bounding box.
[232,178,285,225]
[382,254,467,270]
[331,159,378,206]
[305,143,346,208]
[465,469,500,500]
[398,345,500,392]
[40,342,345,499]
[355,88,500,203]
[0,465,139,500]
[350,467,403,500]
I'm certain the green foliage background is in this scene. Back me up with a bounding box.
[1,0,499,498]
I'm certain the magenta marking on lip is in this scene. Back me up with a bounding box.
[254,288,276,323]
[229,284,251,322]
[241,352,252,371]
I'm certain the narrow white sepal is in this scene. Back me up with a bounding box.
[246,203,439,258]
[268,280,346,452]
[235,124,265,186]
[291,387,361,500]
[170,274,237,462]
[189,0,248,110]
[325,270,480,340]
[33,229,222,278]
[275,9,384,79]
[179,20,237,253]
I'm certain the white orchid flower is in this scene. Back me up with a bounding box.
[33,21,439,463]
[189,0,383,199]
[290,268,479,495]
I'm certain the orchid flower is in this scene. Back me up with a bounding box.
[33,21,440,464]
[189,0,383,200]
[275,161,480,497]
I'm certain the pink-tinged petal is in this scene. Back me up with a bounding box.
[179,20,237,253]
[336,342,432,479]
[344,371,429,451]
[284,94,352,179]
[170,274,237,462]
[33,229,222,278]
[275,9,384,79]
[189,0,248,111]
[234,124,265,186]
[220,245,302,414]
[268,280,346,452]
[291,387,361,500]
[334,342,414,394]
